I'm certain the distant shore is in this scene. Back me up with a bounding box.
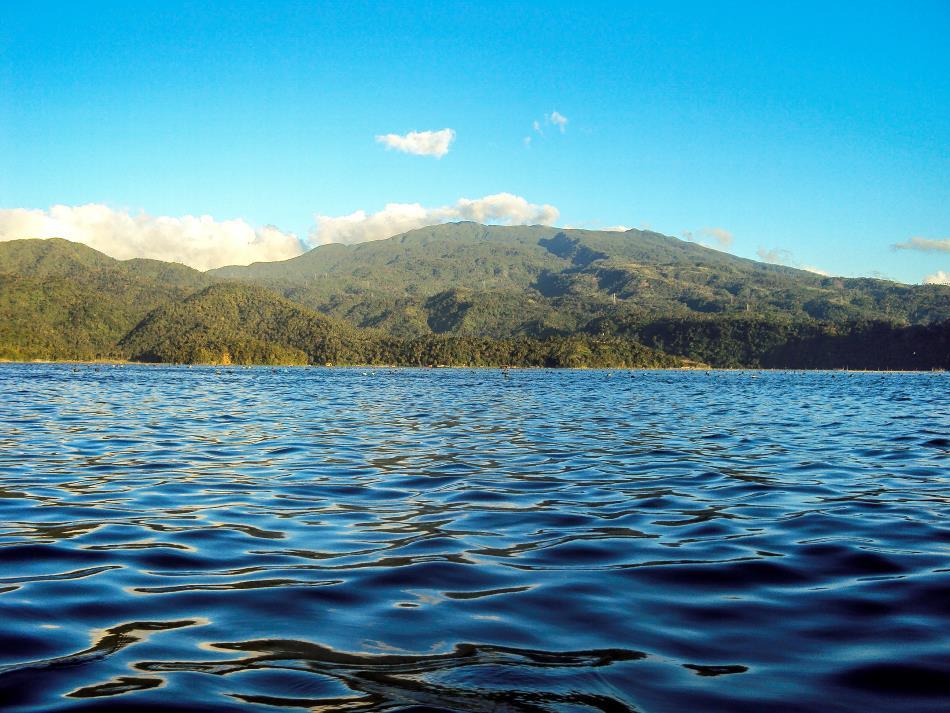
[0,358,944,373]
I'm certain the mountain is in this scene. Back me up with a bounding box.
[119,282,692,368]
[0,239,210,360]
[210,223,949,337]
[1,226,947,368]
[119,283,364,365]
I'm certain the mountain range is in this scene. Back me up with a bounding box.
[1,224,947,368]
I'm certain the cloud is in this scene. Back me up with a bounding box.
[547,111,568,133]
[891,236,950,253]
[756,245,831,276]
[0,194,562,265]
[311,193,560,246]
[375,128,456,158]
[683,226,734,251]
[923,270,950,285]
[756,246,794,264]
[527,112,568,143]
[0,204,305,271]
[601,225,630,232]
[703,227,734,249]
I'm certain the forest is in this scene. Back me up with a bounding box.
[1,225,947,369]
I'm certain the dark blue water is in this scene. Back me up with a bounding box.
[0,365,947,712]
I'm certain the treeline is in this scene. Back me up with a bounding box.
[110,283,692,368]
[127,333,692,369]
[3,282,946,369]
[591,316,950,370]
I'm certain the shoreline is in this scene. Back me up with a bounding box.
[0,359,944,373]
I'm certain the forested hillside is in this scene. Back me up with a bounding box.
[119,283,694,368]
[1,226,947,369]
[211,223,949,334]
[0,239,210,360]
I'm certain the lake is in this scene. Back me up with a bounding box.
[0,364,947,712]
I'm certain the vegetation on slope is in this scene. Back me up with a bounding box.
[594,315,950,370]
[1,227,947,369]
[119,283,694,368]
[211,223,950,333]
[0,239,210,360]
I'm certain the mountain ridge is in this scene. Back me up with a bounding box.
[207,222,948,332]
[0,225,947,368]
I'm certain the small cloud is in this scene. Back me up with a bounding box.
[757,246,795,264]
[891,237,950,252]
[601,225,630,232]
[523,136,532,147]
[703,227,733,249]
[891,238,950,253]
[527,112,568,143]
[683,226,734,251]
[923,270,950,285]
[757,245,833,276]
[375,128,456,158]
[0,204,305,270]
[311,193,559,246]
[547,111,568,133]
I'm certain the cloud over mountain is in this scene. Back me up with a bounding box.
[756,245,830,276]
[683,227,734,250]
[0,205,306,270]
[924,270,949,285]
[0,195,560,267]
[375,129,456,157]
[310,193,560,246]
[892,237,950,253]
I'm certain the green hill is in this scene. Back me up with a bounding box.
[119,282,693,368]
[1,226,947,369]
[0,239,210,360]
[119,283,363,365]
[211,223,949,335]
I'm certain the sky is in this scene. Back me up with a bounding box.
[1,1,948,282]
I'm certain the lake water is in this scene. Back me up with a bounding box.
[0,365,947,712]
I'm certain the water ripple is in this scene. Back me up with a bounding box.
[0,365,947,712]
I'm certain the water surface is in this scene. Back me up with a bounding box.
[0,365,947,712]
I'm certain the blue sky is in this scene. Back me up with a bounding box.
[1,1,948,280]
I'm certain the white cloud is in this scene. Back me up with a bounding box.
[527,112,569,143]
[892,237,950,253]
[756,245,832,276]
[601,225,630,232]
[683,226,734,251]
[311,193,560,246]
[756,246,794,264]
[375,128,456,158]
[923,270,950,285]
[547,111,568,133]
[0,204,305,271]
[703,227,734,249]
